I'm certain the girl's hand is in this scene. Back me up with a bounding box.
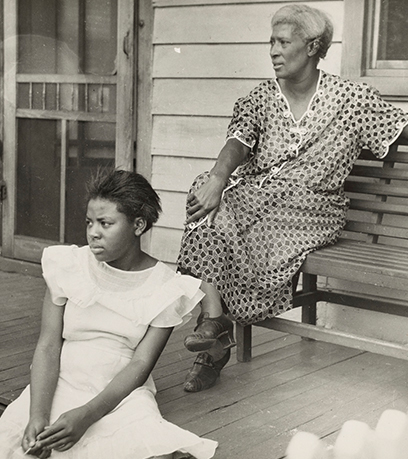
[22,417,51,457]
[186,175,226,225]
[35,405,93,452]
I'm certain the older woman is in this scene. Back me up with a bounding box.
[178,4,408,392]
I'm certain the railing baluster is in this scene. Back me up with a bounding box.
[56,83,60,111]
[60,119,68,243]
[42,83,46,110]
[100,83,103,113]
[29,82,33,109]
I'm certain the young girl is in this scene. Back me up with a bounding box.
[0,170,218,459]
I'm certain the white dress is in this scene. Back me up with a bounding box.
[0,245,218,459]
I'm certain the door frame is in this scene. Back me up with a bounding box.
[1,0,138,261]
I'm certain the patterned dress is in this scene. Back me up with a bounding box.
[177,71,408,326]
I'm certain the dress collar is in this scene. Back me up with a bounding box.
[275,70,323,123]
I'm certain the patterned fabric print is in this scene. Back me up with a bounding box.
[178,71,408,326]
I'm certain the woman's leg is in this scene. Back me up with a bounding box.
[199,281,224,316]
[184,281,235,352]
[184,281,234,392]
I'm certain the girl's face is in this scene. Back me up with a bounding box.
[86,198,142,270]
[270,23,312,80]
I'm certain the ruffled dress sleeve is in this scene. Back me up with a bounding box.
[148,270,204,329]
[358,84,408,159]
[41,245,77,306]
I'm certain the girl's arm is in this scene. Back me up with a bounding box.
[35,325,173,452]
[185,137,250,225]
[22,289,65,454]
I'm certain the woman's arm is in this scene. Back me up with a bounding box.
[35,325,173,452]
[186,137,250,225]
[22,289,65,454]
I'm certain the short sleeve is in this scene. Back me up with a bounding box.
[149,275,204,329]
[358,84,408,159]
[42,246,71,306]
[226,89,262,149]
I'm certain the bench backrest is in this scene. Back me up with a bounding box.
[342,137,408,248]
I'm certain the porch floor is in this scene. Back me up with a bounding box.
[1,270,408,458]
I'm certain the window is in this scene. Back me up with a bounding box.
[342,0,408,97]
[367,0,408,71]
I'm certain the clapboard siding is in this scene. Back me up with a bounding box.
[153,2,343,44]
[149,226,184,263]
[152,79,260,116]
[150,1,346,263]
[153,43,341,78]
[152,115,228,158]
[157,190,187,229]
[152,156,214,192]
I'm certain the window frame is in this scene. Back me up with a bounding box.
[342,0,408,98]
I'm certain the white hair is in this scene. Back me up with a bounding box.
[271,4,333,59]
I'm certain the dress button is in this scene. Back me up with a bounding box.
[307,111,313,118]
[382,140,388,147]
[289,144,297,151]
[284,111,291,118]
[276,93,282,99]
[299,128,307,135]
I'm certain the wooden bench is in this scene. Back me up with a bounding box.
[236,137,408,362]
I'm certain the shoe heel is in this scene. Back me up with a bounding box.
[218,328,236,350]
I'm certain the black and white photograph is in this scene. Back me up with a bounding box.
[0,1,408,458]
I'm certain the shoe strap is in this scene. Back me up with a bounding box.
[194,352,214,368]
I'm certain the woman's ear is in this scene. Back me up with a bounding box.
[307,39,320,57]
[134,217,147,236]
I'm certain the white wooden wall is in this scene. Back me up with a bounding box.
[149,0,344,264]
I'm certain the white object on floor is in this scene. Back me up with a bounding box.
[333,420,375,459]
[285,431,330,459]
[374,409,408,459]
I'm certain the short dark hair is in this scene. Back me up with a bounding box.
[86,169,161,233]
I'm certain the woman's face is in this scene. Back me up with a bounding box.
[270,23,311,80]
[86,198,140,269]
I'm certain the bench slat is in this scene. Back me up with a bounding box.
[344,221,408,239]
[312,247,408,269]
[349,199,408,216]
[312,240,408,262]
[345,182,408,197]
[359,150,408,163]
[350,165,408,180]
[302,242,408,289]
[301,262,408,290]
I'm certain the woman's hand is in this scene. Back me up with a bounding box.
[22,416,51,458]
[186,175,226,225]
[34,405,94,452]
